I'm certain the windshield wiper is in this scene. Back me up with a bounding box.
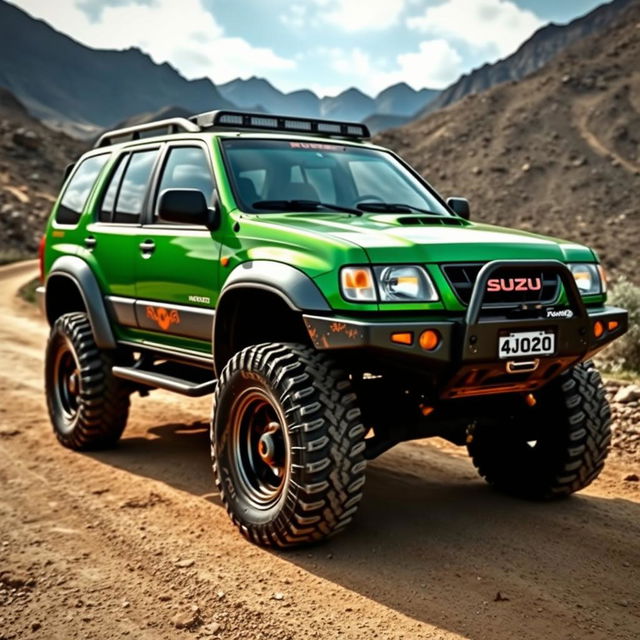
[356,202,442,215]
[253,200,362,216]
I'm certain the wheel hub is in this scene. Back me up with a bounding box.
[68,371,80,395]
[258,422,281,468]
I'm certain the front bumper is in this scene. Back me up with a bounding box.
[303,260,628,399]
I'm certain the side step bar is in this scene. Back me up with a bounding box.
[112,365,216,397]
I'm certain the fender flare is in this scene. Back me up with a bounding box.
[217,261,331,312]
[45,256,117,349]
[212,261,331,373]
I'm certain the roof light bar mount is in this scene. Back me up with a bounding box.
[94,110,369,149]
[192,110,370,140]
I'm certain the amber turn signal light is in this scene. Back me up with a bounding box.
[607,320,619,332]
[593,321,604,338]
[391,332,414,345]
[419,329,440,351]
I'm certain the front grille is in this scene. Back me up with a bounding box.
[441,263,560,307]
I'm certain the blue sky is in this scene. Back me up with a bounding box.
[13,0,605,97]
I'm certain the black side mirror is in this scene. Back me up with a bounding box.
[158,189,220,228]
[446,197,470,220]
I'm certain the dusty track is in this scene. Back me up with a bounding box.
[0,261,638,640]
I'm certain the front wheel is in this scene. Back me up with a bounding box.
[468,361,611,499]
[211,343,367,548]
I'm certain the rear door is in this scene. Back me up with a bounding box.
[84,146,160,311]
[133,141,220,346]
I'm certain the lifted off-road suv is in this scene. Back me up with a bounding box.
[38,110,627,547]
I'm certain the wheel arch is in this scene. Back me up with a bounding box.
[45,256,116,350]
[213,261,330,375]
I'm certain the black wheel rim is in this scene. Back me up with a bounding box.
[53,339,81,433]
[229,387,290,510]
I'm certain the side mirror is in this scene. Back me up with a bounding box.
[158,189,220,229]
[446,197,470,220]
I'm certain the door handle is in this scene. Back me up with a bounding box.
[139,239,155,255]
[84,236,97,249]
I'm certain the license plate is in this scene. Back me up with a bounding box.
[498,330,555,359]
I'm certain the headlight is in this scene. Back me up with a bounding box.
[569,263,605,296]
[341,265,438,303]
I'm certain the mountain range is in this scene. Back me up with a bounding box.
[0,0,438,136]
[0,0,633,137]
[420,0,633,117]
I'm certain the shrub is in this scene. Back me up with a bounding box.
[596,278,640,375]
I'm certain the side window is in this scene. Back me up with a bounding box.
[99,155,127,222]
[56,154,109,225]
[155,146,215,223]
[113,149,159,224]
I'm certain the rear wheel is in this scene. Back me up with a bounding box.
[468,361,611,499]
[45,312,130,450]
[211,343,366,548]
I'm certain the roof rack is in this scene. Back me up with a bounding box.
[192,110,370,140]
[93,110,370,149]
[94,117,200,148]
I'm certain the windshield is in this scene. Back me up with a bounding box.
[221,139,449,215]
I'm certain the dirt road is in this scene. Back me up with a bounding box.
[0,261,638,640]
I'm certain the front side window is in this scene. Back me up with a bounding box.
[56,154,109,225]
[154,146,215,223]
[222,139,449,215]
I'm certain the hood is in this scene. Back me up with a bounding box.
[247,212,594,264]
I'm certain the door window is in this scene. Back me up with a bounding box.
[112,149,159,223]
[155,146,215,223]
[99,155,127,222]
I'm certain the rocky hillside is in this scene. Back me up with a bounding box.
[377,1,640,284]
[420,0,632,117]
[0,89,83,257]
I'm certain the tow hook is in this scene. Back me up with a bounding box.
[505,359,539,374]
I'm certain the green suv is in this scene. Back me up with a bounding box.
[38,110,628,547]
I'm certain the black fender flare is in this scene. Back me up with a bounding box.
[45,256,116,349]
[212,261,331,373]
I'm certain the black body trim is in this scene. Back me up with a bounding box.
[134,299,215,341]
[219,261,330,312]
[46,256,116,349]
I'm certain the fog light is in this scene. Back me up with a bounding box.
[419,329,440,351]
[593,321,604,338]
[391,332,413,345]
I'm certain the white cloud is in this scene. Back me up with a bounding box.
[13,0,295,83]
[323,41,463,95]
[318,0,408,32]
[407,0,543,59]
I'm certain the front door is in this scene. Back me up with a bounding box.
[134,142,221,351]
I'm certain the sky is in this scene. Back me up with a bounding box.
[11,0,606,97]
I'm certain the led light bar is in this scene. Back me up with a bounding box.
[193,110,370,140]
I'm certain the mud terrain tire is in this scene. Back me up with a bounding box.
[45,312,130,450]
[211,343,366,548]
[468,361,611,499]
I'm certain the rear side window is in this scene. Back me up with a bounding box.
[110,149,158,223]
[56,154,109,225]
